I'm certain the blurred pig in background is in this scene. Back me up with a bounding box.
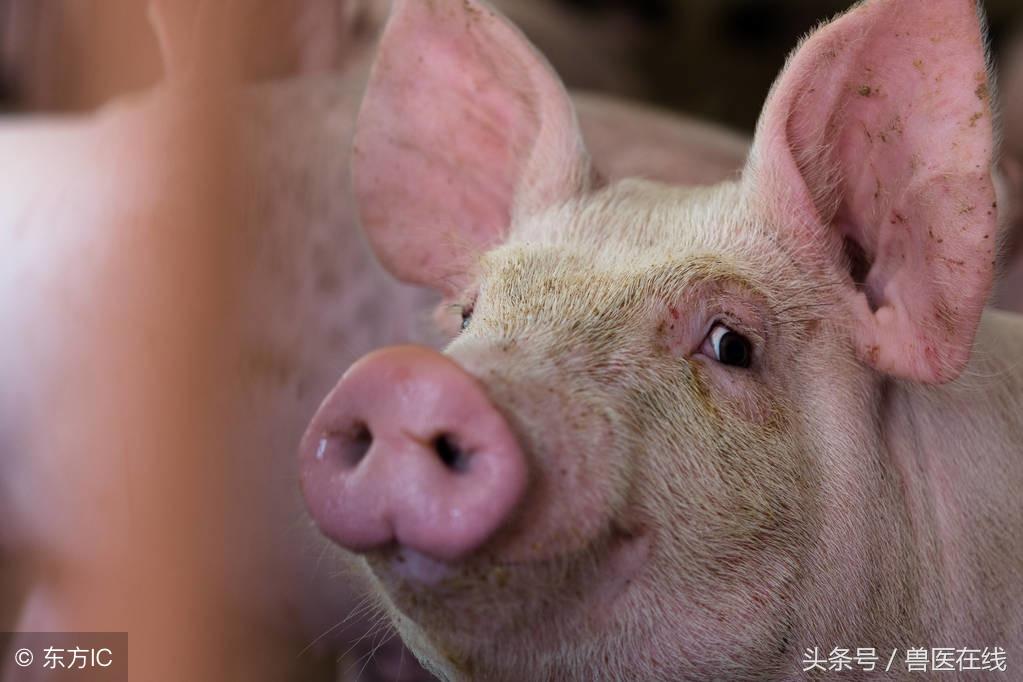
[0,2,431,680]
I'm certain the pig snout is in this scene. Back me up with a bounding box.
[299,345,528,564]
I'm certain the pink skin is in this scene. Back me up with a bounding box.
[573,93,749,186]
[300,346,528,565]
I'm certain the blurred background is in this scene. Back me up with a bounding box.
[2,0,1023,129]
[0,2,1020,681]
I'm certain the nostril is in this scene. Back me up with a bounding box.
[345,423,373,467]
[432,433,470,473]
[317,422,373,469]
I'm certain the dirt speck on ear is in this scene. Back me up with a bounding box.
[858,85,874,97]
[462,0,482,21]
[939,256,967,270]
[933,298,958,336]
[975,82,989,102]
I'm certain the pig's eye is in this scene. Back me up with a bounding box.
[460,304,474,331]
[708,323,752,368]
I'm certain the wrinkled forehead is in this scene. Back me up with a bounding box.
[479,178,779,300]
[516,178,751,252]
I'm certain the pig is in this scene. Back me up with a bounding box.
[299,0,1023,680]
[0,1,748,680]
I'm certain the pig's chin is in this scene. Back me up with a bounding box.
[363,521,650,666]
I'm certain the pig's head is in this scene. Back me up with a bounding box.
[300,0,998,679]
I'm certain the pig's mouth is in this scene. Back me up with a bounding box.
[363,519,650,648]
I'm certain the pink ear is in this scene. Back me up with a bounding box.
[747,0,997,383]
[353,0,593,295]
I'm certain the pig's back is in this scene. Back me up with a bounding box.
[573,92,749,187]
[222,73,441,640]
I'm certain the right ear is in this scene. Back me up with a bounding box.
[353,0,595,296]
[744,0,997,384]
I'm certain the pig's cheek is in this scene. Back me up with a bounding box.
[692,359,776,427]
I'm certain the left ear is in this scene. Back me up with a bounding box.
[352,0,595,296]
[746,0,997,384]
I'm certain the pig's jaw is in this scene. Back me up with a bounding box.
[389,547,455,586]
[360,522,651,679]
